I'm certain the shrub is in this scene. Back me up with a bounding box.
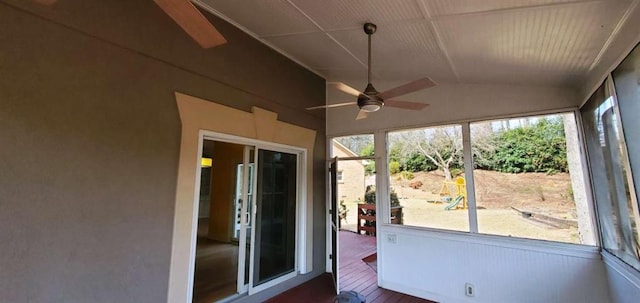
[364,186,400,207]
[400,170,414,180]
[449,167,464,178]
[403,152,438,172]
[364,161,375,176]
[492,118,567,173]
[389,161,401,174]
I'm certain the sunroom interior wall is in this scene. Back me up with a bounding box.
[604,251,640,303]
[327,82,618,302]
[379,225,609,303]
[326,83,578,136]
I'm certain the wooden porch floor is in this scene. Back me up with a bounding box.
[267,231,435,303]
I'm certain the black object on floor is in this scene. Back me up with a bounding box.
[336,290,366,303]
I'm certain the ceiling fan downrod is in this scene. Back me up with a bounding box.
[364,22,376,85]
[360,22,382,112]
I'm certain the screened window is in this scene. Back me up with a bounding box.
[470,113,594,244]
[382,114,595,244]
[387,125,469,232]
[581,42,640,270]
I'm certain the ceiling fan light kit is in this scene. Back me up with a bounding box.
[306,22,435,120]
[358,95,382,112]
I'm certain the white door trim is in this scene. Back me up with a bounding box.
[168,92,316,303]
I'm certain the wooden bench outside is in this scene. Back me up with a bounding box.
[357,203,403,236]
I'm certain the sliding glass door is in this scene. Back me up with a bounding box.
[194,136,302,301]
[251,150,298,288]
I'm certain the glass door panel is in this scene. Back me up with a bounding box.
[251,149,298,287]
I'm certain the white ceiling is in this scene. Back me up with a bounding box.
[195,0,637,89]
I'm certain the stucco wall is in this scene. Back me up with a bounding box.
[0,1,326,302]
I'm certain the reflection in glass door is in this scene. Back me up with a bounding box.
[250,149,298,289]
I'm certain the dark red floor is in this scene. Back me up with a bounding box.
[267,231,435,303]
[264,273,336,303]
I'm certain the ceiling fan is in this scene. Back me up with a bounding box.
[307,23,436,120]
[32,0,226,48]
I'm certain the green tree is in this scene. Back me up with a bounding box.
[492,118,567,173]
[360,143,376,175]
[360,143,374,157]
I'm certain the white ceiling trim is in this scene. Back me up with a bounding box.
[285,0,368,71]
[428,0,604,20]
[588,0,640,71]
[417,0,460,82]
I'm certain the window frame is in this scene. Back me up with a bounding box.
[582,75,640,271]
[375,110,597,247]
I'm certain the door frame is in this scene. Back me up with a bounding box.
[328,157,339,293]
[193,131,308,298]
[325,137,377,290]
[169,93,316,303]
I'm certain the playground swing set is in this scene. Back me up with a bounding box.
[436,176,467,210]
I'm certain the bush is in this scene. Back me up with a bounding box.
[400,171,414,180]
[492,118,568,174]
[389,161,401,174]
[364,186,400,207]
[449,167,464,178]
[403,152,438,172]
[364,161,375,176]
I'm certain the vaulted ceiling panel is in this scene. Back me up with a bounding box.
[329,21,456,82]
[290,0,424,30]
[435,0,631,85]
[423,0,588,16]
[263,32,364,71]
[195,0,639,89]
[195,0,318,36]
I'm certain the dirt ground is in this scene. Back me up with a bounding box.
[340,170,581,244]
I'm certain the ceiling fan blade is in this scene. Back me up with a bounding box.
[384,100,430,111]
[355,110,369,120]
[153,0,227,48]
[329,82,361,97]
[378,77,436,100]
[306,102,356,110]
